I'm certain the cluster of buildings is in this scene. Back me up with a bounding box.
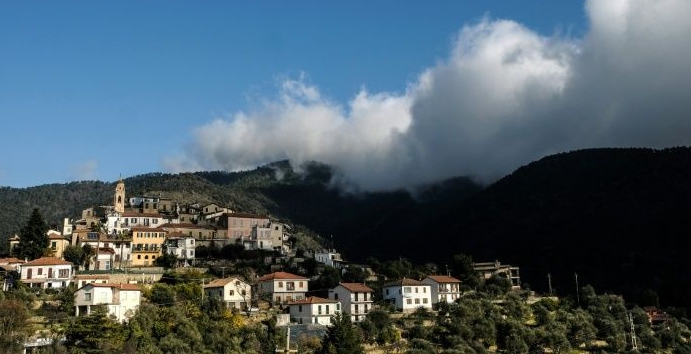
[8,179,290,271]
[1,179,525,328]
[204,270,466,326]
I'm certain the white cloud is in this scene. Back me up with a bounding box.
[168,0,691,190]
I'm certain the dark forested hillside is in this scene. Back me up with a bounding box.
[347,147,691,306]
[3,148,691,306]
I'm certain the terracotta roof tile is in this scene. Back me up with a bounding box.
[384,277,426,287]
[338,283,373,293]
[258,271,307,281]
[425,275,461,283]
[204,277,248,288]
[288,296,338,305]
[22,257,72,266]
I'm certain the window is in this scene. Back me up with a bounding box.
[51,242,57,250]
[385,289,389,295]
[415,287,418,293]
[404,287,411,293]
[336,303,340,311]
[318,305,322,315]
[423,287,427,293]
[334,293,339,300]
[423,298,428,304]
[298,305,302,312]
[229,290,235,296]
[326,305,330,314]
[85,293,92,301]
[137,255,141,259]
[131,218,137,223]
[415,298,420,304]
[278,282,283,288]
[406,299,412,305]
[152,219,158,224]
[299,281,304,288]
[38,268,43,276]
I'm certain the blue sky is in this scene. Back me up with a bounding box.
[0,1,588,188]
[9,1,691,192]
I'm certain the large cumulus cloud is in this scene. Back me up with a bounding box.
[165,0,691,190]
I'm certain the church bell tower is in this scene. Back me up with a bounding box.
[114,178,125,214]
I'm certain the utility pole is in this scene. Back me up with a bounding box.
[629,312,639,351]
[276,327,297,353]
[575,272,580,306]
[547,273,553,296]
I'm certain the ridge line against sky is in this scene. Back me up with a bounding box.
[2,1,690,190]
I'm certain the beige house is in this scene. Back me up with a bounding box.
[328,283,374,322]
[203,277,252,310]
[258,271,308,303]
[74,283,141,323]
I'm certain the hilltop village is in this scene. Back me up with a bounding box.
[0,180,686,353]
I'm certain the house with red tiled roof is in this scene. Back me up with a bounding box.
[288,296,341,325]
[203,277,252,310]
[422,275,462,305]
[18,257,73,289]
[258,271,308,303]
[383,278,432,312]
[74,283,141,323]
[328,283,374,322]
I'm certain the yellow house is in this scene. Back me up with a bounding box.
[130,227,167,266]
[48,232,70,259]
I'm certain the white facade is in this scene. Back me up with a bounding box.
[203,277,251,310]
[258,272,308,303]
[74,283,141,323]
[165,236,196,264]
[19,257,73,289]
[328,283,374,322]
[422,275,462,305]
[315,250,342,268]
[382,278,432,312]
[288,296,341,326]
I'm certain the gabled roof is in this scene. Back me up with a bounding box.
[223,212,269,219]
[204,277,248,288]
[337,283,373,293]
[22,257,72,266]
[425,275,461,284]
[258,271,307,281]
[79,283,140,291]
[384,277,426,287]
[288,296,338,305]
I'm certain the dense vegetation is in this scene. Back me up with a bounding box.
[2,271,689,354]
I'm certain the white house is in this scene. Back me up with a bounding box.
[74,283,141,323]
[382,278,432,312]
[203,277,252,310]
[328,283,374,322]
[164,234,195,266]
[315,250,344,269]
[422,275,462,305]
[288,296,341,325]
[19,257,73,289]
[257,271,308,303]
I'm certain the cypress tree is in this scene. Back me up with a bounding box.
[12,208,49,260]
